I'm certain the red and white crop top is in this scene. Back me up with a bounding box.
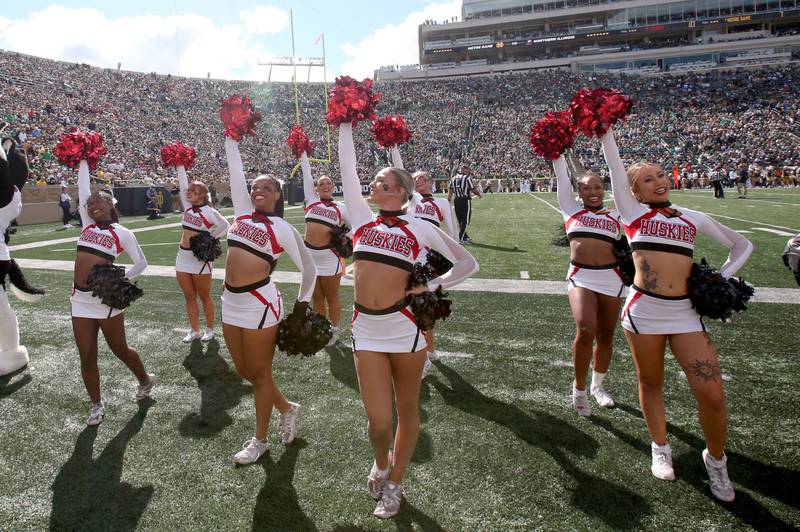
[338,124,479,289]
[554,156,622,244]
[300,152,350,229]
[77,160,147,279]
[602,130,752,279]
[176,165,229,237]
[224,137,317,302]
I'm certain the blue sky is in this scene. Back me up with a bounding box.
[0,1,461,80]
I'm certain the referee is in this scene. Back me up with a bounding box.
[448,164,481,243]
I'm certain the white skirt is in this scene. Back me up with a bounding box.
[175,246,213,275]
[566,262,626,298]
[621,285,705,335]
[221,278,283,329]
[70,286,123,320]
[305,242,344,277]
[351,302,427,354]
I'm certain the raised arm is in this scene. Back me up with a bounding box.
[338,123,372,227]
[176,165,191,210]
[439,198,458,240]
[274,220,317,303]
[417,222,479,290]
[300,151,319,205]
[116,227,148,280]
[553,155,580,218]
[78,160,91,227]
[693,211,754,279]
[600,130,648,224]
[207,207,230,239]
[390,146,404,170]
[224,137,253,217]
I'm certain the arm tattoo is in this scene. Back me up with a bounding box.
[688,358,722,383]
[640,259,658,291]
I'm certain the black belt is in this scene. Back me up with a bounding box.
[354,299,408,315]
[569,261,619,270]
[224,276,271,293]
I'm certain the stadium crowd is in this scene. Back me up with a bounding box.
[1,49,799,193]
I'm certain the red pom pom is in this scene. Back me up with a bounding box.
[285,125,315,159]
[371,114,412,149]
[529,112,576,161]
[326,76,381,127]
[220,94,262,141]
[161,142,197,170]
[568,87,633,138]
[54,129,107,171]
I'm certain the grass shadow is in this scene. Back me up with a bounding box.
[252,439,317,532]
[429,363,652,529]
[179,339,249,438]
[616,402,799,529]
[49,400,155,531]
[327,343,360,392]
[0,368,32,399]
[467,242,526,253]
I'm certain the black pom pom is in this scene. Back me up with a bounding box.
[189,232,222,262]
[86,263,143,310]
[425,249,453,277]
[552,223,569,247]
[409,286,452,330]
[277,304,332,357]
[687,258,754,322]
[329,224,353,258]
[613,236,635,287]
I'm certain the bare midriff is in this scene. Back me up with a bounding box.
[224,247,272,287]
[353,261,410,310]
[74,252,112,287]
[569,238,617,266]
[633,250,693,296]
[304,221,332,248]
[180,227,199,248]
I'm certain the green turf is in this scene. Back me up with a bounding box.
[1,268,798,530]
[12,189,800,288]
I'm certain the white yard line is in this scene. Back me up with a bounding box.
[736,230,754,234]
[751,227,796,237]
[704,214,798,233]
[527,193,562,215]
[520,271,530,279]
[16,258,799,304]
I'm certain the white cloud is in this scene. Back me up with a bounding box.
[0,5,292,81]
[239,5,289,36]
[340,0,461,79]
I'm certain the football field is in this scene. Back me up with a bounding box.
[1,189,799,530]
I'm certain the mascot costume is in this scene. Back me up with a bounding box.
[0,138,44,375]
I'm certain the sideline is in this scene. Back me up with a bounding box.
[15,258,799,304]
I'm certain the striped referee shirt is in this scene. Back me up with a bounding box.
[450,173,474,199]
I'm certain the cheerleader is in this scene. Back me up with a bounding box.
[602,128,752,502]
[553,156,624,415]
[300,151,350,346]
[339,123,478,518]
[71,159,153,426]
[223,136,317,465]
[174,167,229,342]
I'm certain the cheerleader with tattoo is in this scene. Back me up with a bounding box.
[339,122,478,518]
[172,152,229,343]
[553,157,624,415]
[223,133,317,465]
[602,128,752,501]
[299,149,350,346]
[71,154,154,426]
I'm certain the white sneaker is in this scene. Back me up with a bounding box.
[200,329,214,342]
[63,224,72,229]
[234,437,269,465]
[590,385,616,408]
[182,330,201,343]
[421,357,433,380]
[572,385,591,417]
[87,402,105,426]
[427,349,440,362]
[327,327,340,347]
[134,373,156,400]
[367,459,391,500]
[279,402,300,444]
[373,480,403,519]
[703,449,735,502]
[651,442,676,481]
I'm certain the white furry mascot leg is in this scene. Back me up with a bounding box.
[0,139,43,375]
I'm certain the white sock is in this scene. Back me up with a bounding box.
[591,370,606,390]
[652,441,670,451]
[376,464,390,476]
[572,382,587,394]
[205,327,213,333]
